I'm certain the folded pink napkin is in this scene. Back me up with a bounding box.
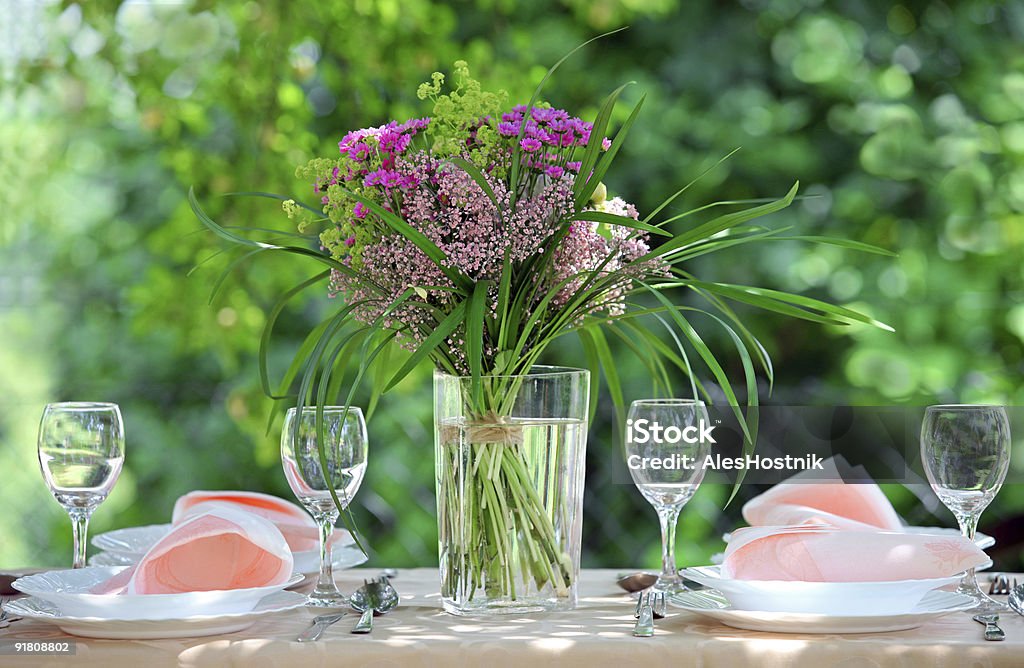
[742,456,903,531]
[93,505,294,594]
[173,490,348,552]
[722,525,988,581]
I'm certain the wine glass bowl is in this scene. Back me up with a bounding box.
[281,405,367,607]
[626,398,713,594]
[37,402,125,569]
[920,404,1010,613]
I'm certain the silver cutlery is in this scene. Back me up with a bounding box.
[973,613,1005,641]
[350,578,399,634]
[1008,579,1024,618]
[651,591,667,620]
[619,572,658,593]
[633,591,655,637]
[988,574,1010,596]
[0,596,21,630]
[296,612,347,642]
[617,571,703,594]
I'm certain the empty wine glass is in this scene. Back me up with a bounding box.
[921,404,1010,613]
[281,405,367,607]
[626,399,713,594]
[37,402,125,569]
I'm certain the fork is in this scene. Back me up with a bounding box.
[632,592,655,637]
[989,574,1010,596]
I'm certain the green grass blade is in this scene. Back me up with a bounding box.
[384,301,468,392]
[466,280,492,405]
[642,148,740,225]
[573,210,671,237]
[642,182,799,262]
[573,82,632,209]
[575,94,645,208]
[508,27,628,206]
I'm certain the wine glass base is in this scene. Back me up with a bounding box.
[652,576,692,595]
[963,594,1008,615]
[306,591,350,608]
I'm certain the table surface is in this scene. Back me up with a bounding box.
[2,568,1021,667]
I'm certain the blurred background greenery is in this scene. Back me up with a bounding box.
[2,0,1023,572]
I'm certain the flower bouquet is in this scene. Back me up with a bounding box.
[192,43,891,614]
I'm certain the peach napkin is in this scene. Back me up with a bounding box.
[173,490,348,552]
[722,525,988,581]
[741,456,903,531]
[93,505,294,594]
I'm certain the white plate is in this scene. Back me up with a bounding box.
[2,590,306,639]
[903,525,995,550]
[12,567,304,620]
[681,565,960,615]
[721,526,995,550]
[89,543,367,575]
[669,588,974,634]
[92,524,366,574]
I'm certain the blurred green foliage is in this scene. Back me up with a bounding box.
[2,0,1023,571]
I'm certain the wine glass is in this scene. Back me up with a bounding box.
[281,405,368,607]
[37,402,125,569]
[626,399,713,594]
[921,404,1010,613]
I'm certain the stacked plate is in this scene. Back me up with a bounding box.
[671,565,976,633]
[90,524,367,575]
[4,567,306,639]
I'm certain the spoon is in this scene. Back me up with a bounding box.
[617,572,657,593]
[350,578,399,634]
[617,572,704,595]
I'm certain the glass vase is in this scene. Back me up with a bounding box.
[433,366,589,615]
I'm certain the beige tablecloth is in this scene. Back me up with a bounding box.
[2,568,1020,667]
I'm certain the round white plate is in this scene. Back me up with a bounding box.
[721,526,995,550]
[669,588,974,634]
[681,565,961,615]
[92,524,366,574]
[12,567,304,620]
[2,590,306,639]
[903,525,995,550]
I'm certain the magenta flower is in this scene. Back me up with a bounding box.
[520,137,542,152]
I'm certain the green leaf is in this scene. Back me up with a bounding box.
[333,185,471,293]
[575,94,645,208]
[466,280,492,405]
[643,182,799,262]
[642,148,740,225]
[686,279,894,331]
[583,325,622,410]
[641,282,754,444]
[508,27,628,206]
[573,210,672,237]
[258,271,331,397]
[384,301,468,392]
[573,82,633,210]
[576,327,602,425]
[769,235,898,256]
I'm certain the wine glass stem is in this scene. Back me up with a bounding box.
[956,512,980,595]
[657,506,682,580]
[70,509,91,569]
[315,515,336,594]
